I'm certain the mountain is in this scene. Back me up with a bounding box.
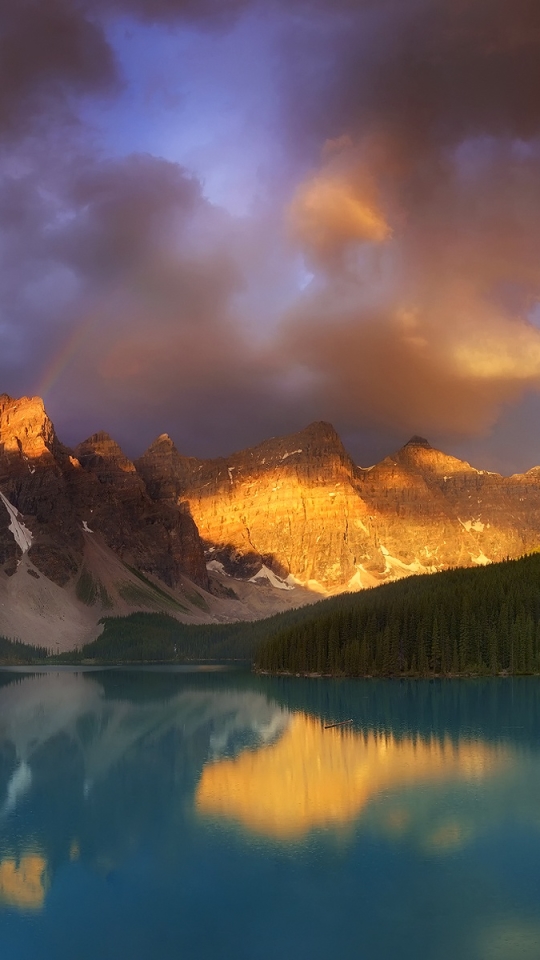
[136,421,362,587]
[0,394,208,589]
[0,395,312,648]
[3,392,540,649]
[137,424,540,593]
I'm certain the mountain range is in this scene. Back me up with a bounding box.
[1,393,540,648]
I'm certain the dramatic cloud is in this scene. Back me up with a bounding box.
[275,0,540,454]
[288,139,392,267]
[0,0,118,135]
[281,132,540,438]
[1,0,540,467]
[90,0,251,24]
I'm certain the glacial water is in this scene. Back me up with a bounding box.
[1,668,540,960]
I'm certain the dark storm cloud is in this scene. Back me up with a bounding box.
[89,0,251,25]
[2,0,540,466]
[0,0,118,135]
[0,149,290,456]
[55,154,203,283]
[0,0,255,136]
[284,0,540,153]
[277,0,540,446]
[282,135,540,437]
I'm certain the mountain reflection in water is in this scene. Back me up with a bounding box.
[196,714,507,838]
[0,855,48,910]
[2,669,540,960]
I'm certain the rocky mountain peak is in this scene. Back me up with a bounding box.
[135,434,200,502]
[404,435,431,448]
[75,433,136,475]
[0,394,58,478]
[290,420,349,454]
[221,420,354,479]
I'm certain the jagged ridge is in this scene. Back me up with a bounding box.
[5,394,540,649]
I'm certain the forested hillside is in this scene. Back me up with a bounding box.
[255,554,540,676]
[4,553,540,671]
[0,635,48,663]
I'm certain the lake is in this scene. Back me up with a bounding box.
[1,667,540,960]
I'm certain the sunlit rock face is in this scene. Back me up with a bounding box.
[138,422,375,589]
[0,394,57,465]
[356,437,534,572]
[0,855,48,910]
[139,425,540,592]
[196,714,505,839]
[73,432,208,589]
[0,395,208,591]
[0,394,83,584]
[5,393,540,629]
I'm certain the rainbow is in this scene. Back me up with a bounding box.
[36,320,92,398]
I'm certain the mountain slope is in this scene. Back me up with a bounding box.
[255,552,540,676]
[138,427,540,592]
[4,392,540,648]
[0,395,314,647]
[0,394,208,591]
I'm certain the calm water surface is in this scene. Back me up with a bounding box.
[1,668,540,960]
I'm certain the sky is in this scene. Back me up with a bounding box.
[2,0,540,473]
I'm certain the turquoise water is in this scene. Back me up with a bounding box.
[1,669,540,959]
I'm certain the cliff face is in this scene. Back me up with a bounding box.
[0,395,208,591]
[72,432,208,589]
[139,425,540,592]
[0,394,83,584]
[354,436,537,574]
[137,421,372,588]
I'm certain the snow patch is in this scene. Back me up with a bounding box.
[472,552,491,566]
[459,518,485,533]
[354,518,369,533]
[280,449,302,461]
[82,520,94,534]
[0,491,33,553]
[22,454,36,475]
[249,565,295,591]
[206,559,227,575]
[347,566,379,591]
[227,467,234,483]
[380,544,432,575]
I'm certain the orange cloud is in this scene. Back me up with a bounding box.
[289,175,391,261]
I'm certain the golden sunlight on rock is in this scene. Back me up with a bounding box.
[0,855,48,910]
[196,714,505,839]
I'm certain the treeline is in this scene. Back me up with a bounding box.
[0,635,49,663]
[0,607,320,665]
[0,604,330,665]
[66,606,325,662]
[255,554,540,676]
[6,552,540,671]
